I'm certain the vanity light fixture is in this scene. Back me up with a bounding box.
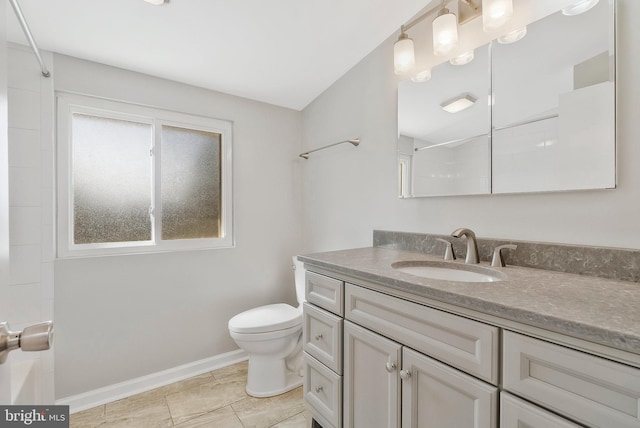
[433,6,459,56]
[441,93,477,113]
[411,69,432,83]
[394,0,514,77]
[497,26,527,44]
[562,0,599,16]
[482,0,513,32]
[394,28,415,75]
[144,0,165,5]
[450,50,475,65]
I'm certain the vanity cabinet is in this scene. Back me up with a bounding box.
[303,272,345,428]
[303,268,640,428]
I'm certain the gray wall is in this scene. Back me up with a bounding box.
[53,55,303,398]
[301,0,640,252]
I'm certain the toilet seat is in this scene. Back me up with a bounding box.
[228,303,302,334]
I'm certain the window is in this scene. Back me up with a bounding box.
[57,93,233,257]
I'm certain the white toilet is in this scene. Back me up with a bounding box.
[228,256,305,397]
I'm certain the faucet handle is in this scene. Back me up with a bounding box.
[435,238,456,261]
[491,244,517,267]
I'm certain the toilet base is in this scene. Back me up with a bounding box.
[246,369,303,398]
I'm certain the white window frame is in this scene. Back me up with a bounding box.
[56,92,234,258]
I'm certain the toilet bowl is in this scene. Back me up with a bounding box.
[228,257,305,397]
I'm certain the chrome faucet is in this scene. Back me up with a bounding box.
[451,228,479,264]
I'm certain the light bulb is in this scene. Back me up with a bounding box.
[394,33,415,75]
[482,0,513,32]
[497,26,527,44]
[562,0,599,16]
[433,9,458,56]
[450,50,475,65]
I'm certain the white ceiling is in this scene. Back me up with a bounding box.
[5,0,433,110]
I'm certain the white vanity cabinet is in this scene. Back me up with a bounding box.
[303,268,640,428]
[303,272,345,428]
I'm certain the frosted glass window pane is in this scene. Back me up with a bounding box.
[161,126,221,240]
[72,114,152,244]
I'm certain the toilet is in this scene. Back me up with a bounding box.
[228,256,305,397]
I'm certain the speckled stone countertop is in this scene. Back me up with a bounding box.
[299,247,640,356]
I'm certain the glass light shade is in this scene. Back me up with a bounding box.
[433,11,459,56]
[394,34,415,75]
[497,26,527,44]
[411,69,432,83]
[482,0,513,32]
[450,50,475,65]
[562,0,599,16]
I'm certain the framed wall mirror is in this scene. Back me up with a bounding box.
[397,0,616,198]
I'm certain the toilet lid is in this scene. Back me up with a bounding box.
[228,303,302,334]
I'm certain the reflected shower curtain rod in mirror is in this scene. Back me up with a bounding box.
[299,138,360,159]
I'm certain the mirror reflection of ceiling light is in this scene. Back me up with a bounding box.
[144,0,165,4]
[411,69,432,83]
[450,50,475,65]
[441,94,477,113]
[394,29,415,75]
[482,0,513,32]
[433,8,459,56]
[497,26,527,44]
[562,0,599,16]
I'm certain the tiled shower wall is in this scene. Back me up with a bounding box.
[7,43,55,403]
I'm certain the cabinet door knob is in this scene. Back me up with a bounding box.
[385,361,397,373]
[315,385,323,393]
[399,369,412,380]
[314,333,323,340]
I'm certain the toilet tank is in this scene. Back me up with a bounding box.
[293,256,305,306]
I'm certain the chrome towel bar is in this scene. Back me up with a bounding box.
[299,138,360,159]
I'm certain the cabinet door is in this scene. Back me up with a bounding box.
[344,321,401,428]
[501,392,581,428]
[401,348,497,428]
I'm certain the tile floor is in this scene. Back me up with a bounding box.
[70,361,311,427]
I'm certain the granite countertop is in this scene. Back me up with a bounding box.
[299,247,640,356]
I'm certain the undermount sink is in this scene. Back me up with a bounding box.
[391,260,507,283]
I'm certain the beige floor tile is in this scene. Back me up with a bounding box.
[232,387,305,428]
[269,409,312,428]
[166,377,247,425]
[69,405,106,428]
[211,360,248,382]
[105,394,172,427]
[174,405,243,428]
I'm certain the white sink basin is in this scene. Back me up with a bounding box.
[392,261,506,283]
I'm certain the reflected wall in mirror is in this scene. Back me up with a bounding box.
[398,44,491,197]
[397,0,615,198]
[492,0,615,193]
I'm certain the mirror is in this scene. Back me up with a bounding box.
[398,44,491,197]
[397,0,615,198]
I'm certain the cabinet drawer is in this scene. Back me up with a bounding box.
[306,271,344,316]
[345,283,499,384]
[304,352,342,428]
[303,302,343,374]
[501,392,580,428]
[503,331,640,428]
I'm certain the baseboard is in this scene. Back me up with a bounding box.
[57,349,247,413]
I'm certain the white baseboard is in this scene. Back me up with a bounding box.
[57,349,247,413]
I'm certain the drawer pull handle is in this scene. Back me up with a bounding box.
[400,369,412,380]
[385,362,397,373]
[315,333,323,340]
[315,385,324,393]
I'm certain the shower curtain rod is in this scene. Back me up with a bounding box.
[299,138,360,159]
[9,0,51,78]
